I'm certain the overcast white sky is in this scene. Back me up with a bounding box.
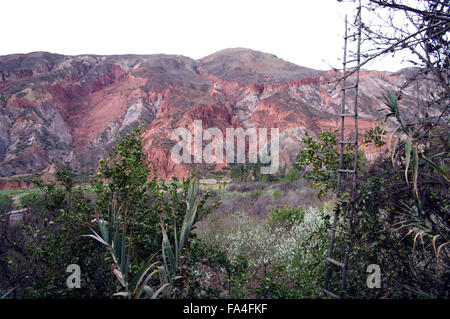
[1,0,408,71]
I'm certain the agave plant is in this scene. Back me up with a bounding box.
[85,178,201,299]
[160,178,201,298]
[393,200,450,280]
[384,92,449,279]
[85,202,168,299]
[384,92,449,198]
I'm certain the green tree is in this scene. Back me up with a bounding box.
[296,130,366,198]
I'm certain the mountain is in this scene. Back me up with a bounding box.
[0,48,430,180]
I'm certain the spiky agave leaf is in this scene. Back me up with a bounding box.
[382,92,405,130]
[157,266,171,298]
[142,283,170,299]
[411,147,419,198]
[173,218,179,266]
[87,207,133,294]
[107,211,114,244]
[161,219,177,275]
[136,268,161,298]
[420,153,450,183]
[129,253,159,297]
[151,283,171,299]
[97,218,108,243]
[120,234,127,280]
[113,268,127,288]
[178,178,200,260]
[388,126,401,166]
[83,229,109,247]
[405,138,412,185]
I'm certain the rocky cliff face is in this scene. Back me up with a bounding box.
[0,48,430,179]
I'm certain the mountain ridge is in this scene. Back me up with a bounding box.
[0,48,430,180]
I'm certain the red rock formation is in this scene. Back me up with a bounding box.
[0,48,427,185]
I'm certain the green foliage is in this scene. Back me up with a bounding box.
[296,130,369,199]
[0,195,13,215]
[341,164,449,298]
[296,130,351,198]
[93,126,157,260]
[363,125,387,148]
[296,96,449,298]
[230,164,247,182]
[222,206,331,298]
[273,188,281,199]
[281,167,299,182]
[0,170,115,298]
[0,195,12,207]
[269,205,306,226]
[341,92,450,298]
[250,189,262,197]
[189,238,244,298]
[227,253,251,298]
[230,158,276,182]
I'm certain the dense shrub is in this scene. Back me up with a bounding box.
[0,195,13,214]
[226,182,266,193]
[222,206,331,298]
[269,205,306,226]
[0,171,115,298]
[342,155,450,298]
[281,167,300,182]
[273,189,281,199]
[296,130,367,199]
